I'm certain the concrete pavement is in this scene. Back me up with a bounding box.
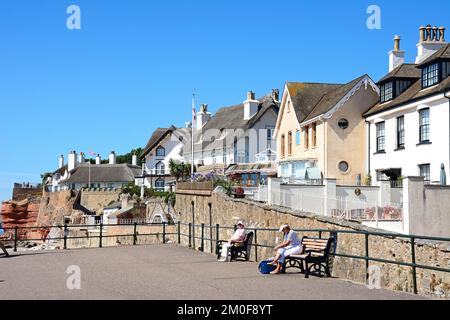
[0,244,426,300]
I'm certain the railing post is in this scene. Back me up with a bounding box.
[254,229,258,262]
[163,222,166,244]
[201,223,205,252]
[188,223,192,248]
[99,223,103,248]
[177,221,181,245]
[14,226,18,252]
[411,237,418,294]
[63,224,68,250]
[216,224,220,255]
[133,222,137,246]
[365,232,370,284]
[319,231,322,239]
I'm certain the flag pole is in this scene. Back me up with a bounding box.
[191,91,195,181]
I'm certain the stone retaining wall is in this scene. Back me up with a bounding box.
[175,188,450,298]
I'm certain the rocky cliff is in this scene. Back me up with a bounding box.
[1,198,41,240]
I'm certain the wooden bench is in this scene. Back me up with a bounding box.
[283,237,335,278]
[216,232,254,262]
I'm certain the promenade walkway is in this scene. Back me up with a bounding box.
[0,244,425,300]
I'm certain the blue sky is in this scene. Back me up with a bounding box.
[0,0,449,201]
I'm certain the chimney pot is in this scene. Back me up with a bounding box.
[394,35,401,51]
[200,104,208,113]
[109,151,117,165]
[96,154,101,165]
[439,27,446,42]
[419,26,426,42]
[426,25,432,41]
[271,89,280,102]
[247,91,255,100]
[432,26,439,41]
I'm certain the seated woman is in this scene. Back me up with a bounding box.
[270,224,302,274]
[218,221,246,262]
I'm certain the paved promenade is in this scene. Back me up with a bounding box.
[0,245,425,300]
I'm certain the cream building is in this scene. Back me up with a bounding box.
[275,75,379,184]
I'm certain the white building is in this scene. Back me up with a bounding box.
[365,25,450,185]
[49,151,141,192]
[140,126,186,192]
[183,90,280,185]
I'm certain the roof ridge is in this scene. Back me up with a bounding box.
[287,81,344,86]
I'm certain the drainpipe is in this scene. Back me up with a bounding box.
[445,91,450,179]
[365,120,371,179]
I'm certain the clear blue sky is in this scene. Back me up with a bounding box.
[0,0,449,201]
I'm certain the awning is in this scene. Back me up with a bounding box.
[225,162,277,175]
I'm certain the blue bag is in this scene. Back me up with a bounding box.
[258,259,277,274]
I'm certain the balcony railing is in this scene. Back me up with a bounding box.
[145,169,171,176]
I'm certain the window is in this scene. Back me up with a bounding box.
[422,63,440,88]
[281,134,285,158]
[222,152,227,164]
[156,147,165,157]
[295,130,301,145]
[396,79,413,96]
[281,163,290,178]
[245,137,250,163]
[376,170,389,181]
[419,164,431,184]
[338,119,349,130]
[338,161,349,173]
[288,131,292,155]
[312,123,317,147]
[266,127,275,149]
[397,116,405,149]
[443,61,450,79]
[304,126,309,149]
[376,122,385,153]
[380,82,393,103]
[156,162,165,175]
[419,108,430,143]
[211,150,216,164]
[155,179,165,192]
[287,101,291,113]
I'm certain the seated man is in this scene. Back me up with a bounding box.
[269,224,302,274]
[218,221,246,262]
[0,225,9,257]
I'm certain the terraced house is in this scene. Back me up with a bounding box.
[365,25,450,185]
[275,75,379,184]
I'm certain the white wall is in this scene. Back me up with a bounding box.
[368,95,450,183]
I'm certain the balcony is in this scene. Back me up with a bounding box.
[145,169,171,176]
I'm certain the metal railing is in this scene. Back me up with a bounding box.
[1,222,176,251]
[176,222,450,295]
[3,221,450,295]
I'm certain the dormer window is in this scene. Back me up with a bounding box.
[156,147,165,157]
[443,61,450,79]
[422,63,440,88]
[380,82,393,103]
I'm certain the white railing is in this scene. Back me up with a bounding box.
[268,188,403,223]
[146,169,171,175]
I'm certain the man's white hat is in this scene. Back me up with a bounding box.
[237,221,245,226]
[279,224,289,232]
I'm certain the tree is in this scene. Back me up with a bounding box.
[169,160,193,182]
[41,172,53,184]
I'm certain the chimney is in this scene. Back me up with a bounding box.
[78,152,85,164]
[196,104,211,130]
[244,91,259,120]
[109,151,116,165]
[59,155,65,169]
[95,154,101,165]
[68,151,77,172]
[271,89,280,102]
[389,35,405,72]
[121,194,130,210]
[132,154,138,166]
[416,24,448,63]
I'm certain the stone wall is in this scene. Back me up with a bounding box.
[12,187,42,202]
[80,189,121,215]
[175,188,450,298]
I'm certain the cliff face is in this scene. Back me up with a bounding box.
[1,199,41,240]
